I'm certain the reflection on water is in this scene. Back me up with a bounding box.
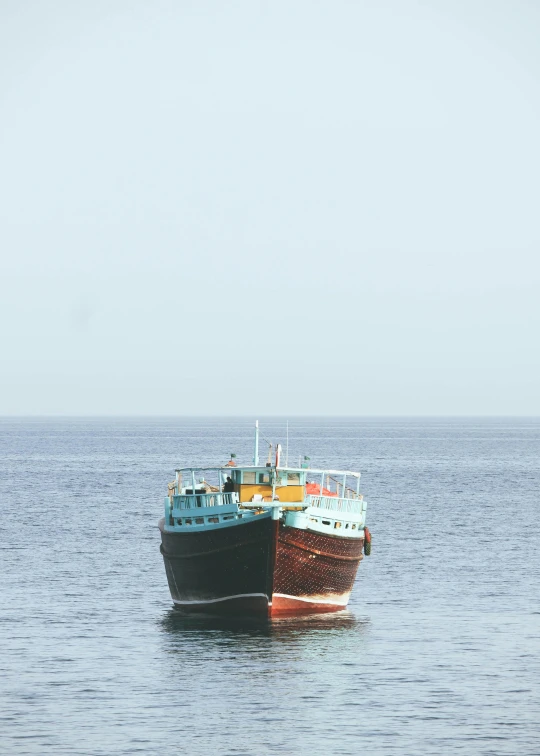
[159,608,370,666]
[159,607,370,680]
[159,607,368,640]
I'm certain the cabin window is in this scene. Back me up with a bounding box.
[195,518,204,524]
[258,473,270,484]
[322,520,331,526]
[334,522,342,529]
[176,519,182,526]
[185,519,192,525]
[352,524,357,529]
[243,472,256,484]
[288,473,300,484]
[208,517,218,523]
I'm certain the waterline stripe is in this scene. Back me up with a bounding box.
[172,593,268,605]
[273,593,349,606]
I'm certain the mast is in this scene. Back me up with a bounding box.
[253,420,259,466]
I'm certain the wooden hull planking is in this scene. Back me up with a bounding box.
[160,517,364,618]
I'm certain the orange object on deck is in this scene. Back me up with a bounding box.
[305,482,338,497]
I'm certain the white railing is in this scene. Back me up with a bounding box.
[172,492,239,509]
[306,495,364,514]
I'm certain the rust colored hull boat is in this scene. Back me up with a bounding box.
[159,423,371,618]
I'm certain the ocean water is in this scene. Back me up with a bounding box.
[1,417,539,756]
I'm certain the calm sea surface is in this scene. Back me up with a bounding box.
[1,417,539,755]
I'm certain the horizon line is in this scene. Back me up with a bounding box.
[1,414,540,420]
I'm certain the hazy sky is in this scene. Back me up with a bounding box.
[1,0,539,415]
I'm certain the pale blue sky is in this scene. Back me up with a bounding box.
[1,0,539,415]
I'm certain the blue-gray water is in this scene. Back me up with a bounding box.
[1,417,539,755]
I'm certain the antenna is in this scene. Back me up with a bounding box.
[253,420,259,466]
[260,432,273,467]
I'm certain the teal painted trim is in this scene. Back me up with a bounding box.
[284,509,365,538]
[164,496,240,523]
[163,509,272,533]
[171,503,238,518]
[304,505,365,525]
[173,492,239,509]
[305,494,366,515]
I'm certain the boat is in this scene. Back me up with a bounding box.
[158,422,371,617]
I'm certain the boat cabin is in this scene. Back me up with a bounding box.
[165,463,366,537]
[170,464,362,504]
[227,467,306,503]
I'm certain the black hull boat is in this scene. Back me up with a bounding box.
[160,515,275,616]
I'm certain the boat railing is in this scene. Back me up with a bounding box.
[326,475,362,500]
[171,492,239,510]
[305,495,364,514]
